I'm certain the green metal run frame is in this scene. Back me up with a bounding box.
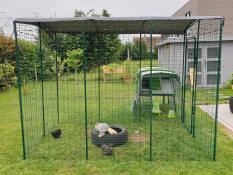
[213,19,224,161]
[39,27,46,137]
[83,33,89,160]
[191,20,200,138]
[13,17,224,161]
[14,21,26,160]
[181,19,224,160]
[149,29,153,161]
[54,33,60,123]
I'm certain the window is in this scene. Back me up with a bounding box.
[207,61,219,72]
[207,47,219,58]
[185,11,191,17]
[188,48,202,59]
[188,62,202,72]
[207,74,220,85]
[197,75,202,85]
[142,77,161,90]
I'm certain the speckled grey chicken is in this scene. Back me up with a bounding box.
[101,144,113,156]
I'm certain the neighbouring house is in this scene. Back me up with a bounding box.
[158,0,233,87]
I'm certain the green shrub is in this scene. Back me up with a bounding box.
[18,40,55,80]
[231,73,233,85]
[61,49,83,73]
[0,63,16,91]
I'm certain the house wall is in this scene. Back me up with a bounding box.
[170,0,233,86]
[173,0,199,16]
[158,41,233,87]
[173,0,233,36]
[221,41,233,86]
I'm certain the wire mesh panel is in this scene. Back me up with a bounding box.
[85,33,162,160]
[14,23,43,158]
[14,17,223,161]
[14,23,86,160]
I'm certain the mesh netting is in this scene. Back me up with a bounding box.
[14,17,223,161]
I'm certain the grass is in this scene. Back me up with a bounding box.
[1,60,233,174]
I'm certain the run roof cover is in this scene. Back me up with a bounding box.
[14,16,223,34]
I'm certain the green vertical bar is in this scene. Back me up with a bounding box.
[181,31,187,123]
[183,34,188,125]
[98,64,101,122]
[54,33,60,123]
[149,28,153,161]
[139,33,142,70]
[83,33,88,160]
[14,22,26,160]
[39,27,46,137]
[138,33,142,121]
[190,38,197,134]
[213,19,224,161]
[97,34,101,122]
[191,20,200,138]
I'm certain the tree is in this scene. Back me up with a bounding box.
[74,10,86,17]
[102,9,110,17]
[119,42,133,60]
[122,39,158,60]
[74,9,121,68]
[131,39,149,60]
[0,63,16,90]
[154,47,158,60]
[0,34,15,64]
[18,40,54,80]
[0,34,16,90]
[61,48,83,72]
[43,9,122,70]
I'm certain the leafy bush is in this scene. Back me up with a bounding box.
[0,34,15,64]
[131,40,150,59]
[61,49,83,73]
[18,40,55,80]
[119,40,158,61]
[42,10,122,71]
[100,61,137,83]
[0,63,16,91]
[231,73,233,85]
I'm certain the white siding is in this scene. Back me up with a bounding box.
[221,42,233,86]
[158,41,233,87]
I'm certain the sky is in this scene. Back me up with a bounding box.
[0,0,189,18]
[0,0,189,34]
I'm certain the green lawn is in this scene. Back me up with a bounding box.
[1,59,233,175]
[1,83,233,174]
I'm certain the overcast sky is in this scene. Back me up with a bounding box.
[0,0,189,34]
[1,0,189,18]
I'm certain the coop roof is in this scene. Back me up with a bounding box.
[138,67,179,79]
[14,16,223,34]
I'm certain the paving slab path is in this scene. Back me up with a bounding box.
[199,104,233,132]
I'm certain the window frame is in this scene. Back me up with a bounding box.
[207,47,219,59]
[187,48,202,59]
[185,11,191,17]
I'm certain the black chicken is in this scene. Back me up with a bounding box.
[101,144,113,156]
[51,129,62,139]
